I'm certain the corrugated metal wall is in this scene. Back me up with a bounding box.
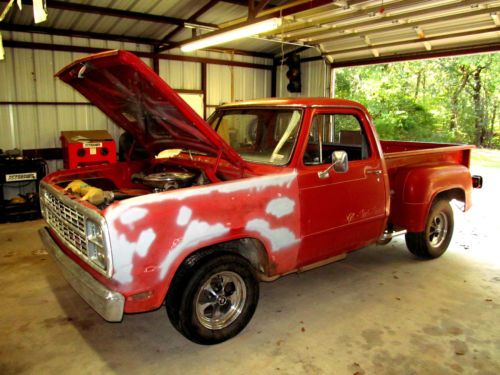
[164,47,271,118]
[0,32,151,154]
[0,32,271,172]
[159,60,201,91]
[277,59,330,98]
[206,64,271,118]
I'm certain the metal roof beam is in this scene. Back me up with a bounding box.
[15,0,217,28]
[311,3,500,45]
[172,0,336,53]
[276,0,426,38]
[220,0,296,8]
[202,46,274,58]
[2,39,152,57]
[2,40,273,69]
[272,45,310,61]
[219,0,248,5]
[284,0,491,41]
[249,0,272,19]
[242,0,376,36]
[289,0,373,20]
[292,0,491,43]
[219,0,338,28]
[159,0,220,45]
[0,23,158,45]
[323,26,500,55]
[329,42,500,68]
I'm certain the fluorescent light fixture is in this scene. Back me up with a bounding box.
[33,0,48,24]
[181,17,282,52]
[0,32,4,61]
[184,22,217,31]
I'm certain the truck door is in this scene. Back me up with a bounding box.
[297,108,387,266]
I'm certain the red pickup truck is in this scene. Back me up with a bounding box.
[39,51,482,344]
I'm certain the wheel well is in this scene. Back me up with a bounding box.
[178,238,271,279]
[434,188,465,206]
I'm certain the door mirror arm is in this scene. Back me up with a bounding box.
[318,151,349,179]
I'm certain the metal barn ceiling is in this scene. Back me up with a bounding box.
[1,0,499,65]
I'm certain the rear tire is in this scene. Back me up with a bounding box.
[166,253,259,345]
[405,199,454,259]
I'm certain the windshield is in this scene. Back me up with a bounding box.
[208,108,302,166]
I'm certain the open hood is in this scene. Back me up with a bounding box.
[56,50,246,170]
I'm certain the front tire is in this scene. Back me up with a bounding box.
[167,254,259,345]
[405,199,454,259]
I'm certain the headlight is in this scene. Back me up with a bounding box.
[39,188,47,219]
[86,219,107,271]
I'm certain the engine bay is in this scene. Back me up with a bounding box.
[60,161,211,209]
[52,141,250,209]
[131,165,207,192]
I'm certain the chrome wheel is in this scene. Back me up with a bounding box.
[195,271,247,330]
[405,199,454,259]
[427,211,448,248]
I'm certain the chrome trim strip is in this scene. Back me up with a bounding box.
[40,181,113,278]
[39,227,124,322]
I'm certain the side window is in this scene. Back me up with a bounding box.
[303,113,370,165]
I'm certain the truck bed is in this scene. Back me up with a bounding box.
[381,140,475,232]
[381,140,474,173]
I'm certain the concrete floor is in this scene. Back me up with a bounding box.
[1,167,499,375]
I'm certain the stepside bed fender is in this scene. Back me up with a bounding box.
[390,163,472,232]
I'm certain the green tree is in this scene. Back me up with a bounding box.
[335,53,500,148]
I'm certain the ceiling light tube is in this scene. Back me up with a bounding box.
[184,22,217,31]
[181,17,282,52]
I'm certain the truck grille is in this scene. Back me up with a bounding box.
[43,189,88,256]
[40,182,111,277]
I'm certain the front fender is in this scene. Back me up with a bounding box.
[103,171,302,313]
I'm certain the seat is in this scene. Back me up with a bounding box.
[339,130,362,145]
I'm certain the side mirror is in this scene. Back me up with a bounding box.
[318,151,349,179]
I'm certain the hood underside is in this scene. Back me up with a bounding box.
[56,50,245,169]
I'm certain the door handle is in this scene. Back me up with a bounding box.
[366,169,382,175]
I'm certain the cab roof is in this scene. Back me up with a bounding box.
[219,97,368,111]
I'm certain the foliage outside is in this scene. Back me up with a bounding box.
[335,54,500,148]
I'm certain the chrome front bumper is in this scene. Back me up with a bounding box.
[39,227,124,322]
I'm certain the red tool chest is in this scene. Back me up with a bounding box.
[60,130,116,169]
